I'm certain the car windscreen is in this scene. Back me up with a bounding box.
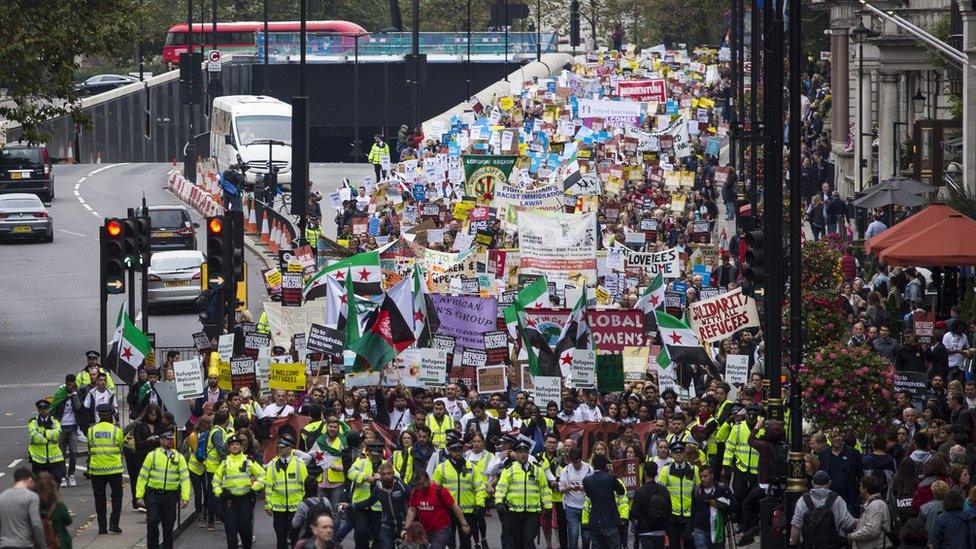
[151,255,202,271]
[0,198,42,211]
[235,115,291,146]
[149,209,188,229]
[0,148,42,167]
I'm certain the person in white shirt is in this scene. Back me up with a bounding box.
[944,320,972,379]
[572,391,604,423]
[493,401,522,433]
[435,383,469,423]
[256,390,295,419]
[557,398,578,423]
[387,393,413,431]
[559,446,593,549]
[84,372,116,417]
[965,382,976,410]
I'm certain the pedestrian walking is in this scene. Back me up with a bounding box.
[630,461,670,549]
[495,441,552,549]
[135,428,190,549]
[582,453,626,549]
[293,511,337,549]
[265,433,308,549]
[658,441,700,549]
[403,469,470,549]
[0,467,46,549]
[35,472,72,549]
[213,434,265,549]
[204,409,234,529]
[788,470,855,548]
[86,403,124,535]
[28,399,65,484]
[50,374,86,488]
[348,441,387,549]
[432,437,486,549]
[368,135,390,182]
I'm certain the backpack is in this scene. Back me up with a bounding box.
[296,497,333,539]
[801,493,844,549]
[769,441,790,485]
[645,486,671,529]
[194,430,209,462]
[42,504,59,549]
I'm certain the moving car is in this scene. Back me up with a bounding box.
[0,144,54,202]
[147,250,205,308]
[139,205,198,251]
[75,74,139,96]
[0,193,53,242]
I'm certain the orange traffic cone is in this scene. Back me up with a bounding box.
[269,220,280,253]
[246,198,257,234]
[259,212,271,245]
[281,227,292,252]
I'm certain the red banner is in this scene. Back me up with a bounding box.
[611,458,641,495]
[588,310,646,352]
[557,422,620,459]
[260,415,312,462]
[616,79,667,102]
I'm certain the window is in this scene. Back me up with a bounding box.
[149,209,190,229]
[151,254,203,271]
[165,32,186,46]
[235,115,291,146]
[0,148,42,166]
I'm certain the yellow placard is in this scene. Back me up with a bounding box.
[499,96,515,111]
[453,201,475,221]
[218,360,232,391]
[269,362,306,392]
[595,287,611,305]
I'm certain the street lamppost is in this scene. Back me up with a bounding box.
[851,17,878,194]
[350,32,371,162]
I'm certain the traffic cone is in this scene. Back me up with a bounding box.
[246,198,257,233]
[96,152,102,164]
[259,212,271,245]
[269,220,280,253]
[281,227,292,252]
[66,146,75,164]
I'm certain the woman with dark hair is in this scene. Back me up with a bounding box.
[913,455,951,513]
[931,489,971,547]
[888,457,919,531]
[898,517,929,549]
[392,430,416,485]
[34,472,72,548]
[126,403,164,511]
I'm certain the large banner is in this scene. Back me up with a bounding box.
[518,210,598,285]
[577,98,642,127]
[624,246,682,278]
[432,294,498,352]
[588,310,646,352]
[688,287,760,343]
[615,79,667,102]
[557,422,620,459]
[492,183,564,217]
[463,155,518,198]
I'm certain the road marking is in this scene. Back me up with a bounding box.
[0,382,60,389]
[8,459,22,468]
[75,163,128,218]
[0,473,6,479]
[74,183,81,191]
[77,196,85,204]
[83,203,93,211]
[58,229,86,237]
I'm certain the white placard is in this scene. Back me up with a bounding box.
[173,358,204,400]
[532,375,562,408]
[725,355,750,386]
[217,334,235,361]
[570,349,596,388]
[419,348,448,387]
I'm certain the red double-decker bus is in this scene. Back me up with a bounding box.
[162,20,367,65]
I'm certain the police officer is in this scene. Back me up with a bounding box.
[135,429,190,549]
[722,404,760,526]
[495,440,552,549]
[658,441,700,549]
[77,350,116,390]
[349,442,386,549]
[204,409,233,529]
[213,434,265,549]
[87,403,124,535]
[28,399,64,483]
[432,436,486,549]
[265,433,308,549]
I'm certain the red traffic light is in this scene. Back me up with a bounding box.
[105,219,123,237]
[208,217,224,234]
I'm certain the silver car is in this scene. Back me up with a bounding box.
[147,250,205,308]
[0,193,53,242]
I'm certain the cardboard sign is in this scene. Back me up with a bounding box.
[269,362,306,391]
[461,348,488,369]
[477,365,508,394]
[263,268,282,297]
[688,287,760,343]
[419,348,448,387]
[243,332,270,359]
[611,458,641,496]
[725,354,749,386]
[173,358,204,400]
[192,332,212,353]
[217,334,235,362]
[230,357,256,390]
[912,311,936,344]
[281,272,304,307]
[571,348,596,388]
[519,363,535,391]
[483,330,509,365]
[894,370,928,399]
[596,354,624,392]
[532,375,562,408]
[622,346,650,381]
[307,323,344,356]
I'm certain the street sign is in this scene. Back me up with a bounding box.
[105,278,124,294]
[209,274,225,289]
[208,50,222,72]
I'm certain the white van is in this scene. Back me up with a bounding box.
[210,95,292,188]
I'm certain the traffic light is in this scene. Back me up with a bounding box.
[229,211,245,280]
[206,215,230,289]
[570,0,581,46]
[134,214,151,268]
[120,218,140,269]
[742,230,764,297]
[102,218,126,294]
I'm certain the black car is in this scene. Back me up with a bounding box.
[74,74,139,96]
[0,144,54,202]
[140,205,198,251]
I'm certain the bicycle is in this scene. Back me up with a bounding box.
[273,190,292,215]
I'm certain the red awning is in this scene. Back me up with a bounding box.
[865,203,962,255]
[878,214,976,267]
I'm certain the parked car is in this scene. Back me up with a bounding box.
[138,205,197,251]
[147,250,205,308]
[0,144,54,202]
[0,193,53,242]
[74,74,139,96]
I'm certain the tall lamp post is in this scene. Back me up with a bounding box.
[291,0,309,247]
[350,32,370,162]
[892,90,926,178]
[851,17,878,194]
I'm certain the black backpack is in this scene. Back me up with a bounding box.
[769,442,789,485]
[294,497,333,539]
[645,486,671,529]
[801,493,844,549]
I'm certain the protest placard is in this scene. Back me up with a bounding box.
[218,360,232,391]
[173,358,203,400]
[192,332,212,353]
[588,310,646,352]
[532,375,562,408]
[281,272,303,307]
[483,330,509,365]
[477,365,507,394]
[230,357,256,390]
[217,334,234,361]
[307,323,344,356]
[622,346,650,381]
[461,348,488,369]
[625,247,681,278]
[894,370,929,400]
[912,311,936,344]
[725,355,750,386]
[243,332,270,360]
[688,287,760,343]
[419,348,448,387]
[596,354,624,392]
[269,362,306,391]
[611,459,641,496]
[256,356,271,395]
[570,349,596,388]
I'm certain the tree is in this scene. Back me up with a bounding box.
[0,0,141,143]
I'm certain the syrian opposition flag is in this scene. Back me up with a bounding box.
[554,287,593,377]
[502,276,550,338]
[305,250,382,299]
[655,310,712,367]
[517,308,559,377]
[635,273,665,331]
[411,264,440,347]
[113,305,151,379]
[350,280,416,371]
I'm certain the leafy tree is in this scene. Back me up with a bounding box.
[0,0,141,143]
